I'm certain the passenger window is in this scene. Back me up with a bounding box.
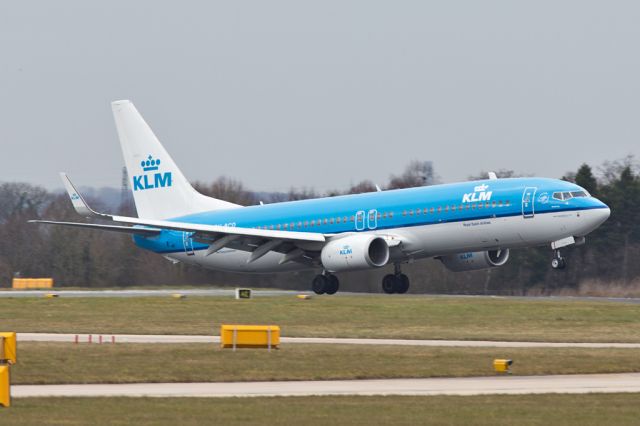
[276,224,281,230]
[330,218,334,224]
[389,212,394,218]
[444,206,449,212]
[506,200,511,207]
[304,221,309,227]
[310,220,315,226]
[336,217,341,224]
[423,208,428,214]
[349,216,354,222]
[403,210,407,216]
[492,201,496,208]
[478,203,483,209]
[452,205,457,211]
[430,207,435,214]
[437,206,442,213]
[269,225,274,230]
[409,209,414,216]
[416,209,420,216]
[472,204,477,209]
[382,212,387,219]
[377,213,382,219]
[485,202,490,208]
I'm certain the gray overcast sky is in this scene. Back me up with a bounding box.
[1,1,639,192]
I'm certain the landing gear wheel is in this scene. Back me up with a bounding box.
[312,275,328,294]
[395,274,410,294]
[551,251,567,270]
[325,274,340,295]
[382,274,397,294]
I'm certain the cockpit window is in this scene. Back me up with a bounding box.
[552,190,588,201]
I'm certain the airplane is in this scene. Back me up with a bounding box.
[31,100,611,294]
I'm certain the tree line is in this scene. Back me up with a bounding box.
[0,158,638,295]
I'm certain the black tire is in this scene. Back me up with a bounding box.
[312,275,328,295]
[325,275,340,295]
[551,258,560,269]
[558,258,567,270]
[382,274,397,294]
[395,274,410,294]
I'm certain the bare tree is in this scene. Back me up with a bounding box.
[388,160,438,189]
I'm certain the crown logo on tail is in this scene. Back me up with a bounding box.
[141,155,161,172]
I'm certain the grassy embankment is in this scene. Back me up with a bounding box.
[2,394,640,425]
[1,295,639,342]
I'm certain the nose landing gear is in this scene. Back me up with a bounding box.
[551,250,566,270]
[312,273,340,295]
[382,264,410,294]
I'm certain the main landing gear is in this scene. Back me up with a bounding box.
[381,264,410,294]
[312,273,340,295]
[551,249,567,270]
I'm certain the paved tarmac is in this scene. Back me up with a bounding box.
[18,333,640,348]
[1,288,640,304]
[12,373,640,398]
[0,289,298,298]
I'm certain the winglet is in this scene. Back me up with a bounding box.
[59,173,106,218]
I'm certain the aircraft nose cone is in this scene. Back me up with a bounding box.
[593,206,610,226]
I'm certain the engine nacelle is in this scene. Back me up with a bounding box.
[439,249,510,272]
[321,234,390,272]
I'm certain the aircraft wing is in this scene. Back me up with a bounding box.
[29,220,162,236]
[32,174,326,264]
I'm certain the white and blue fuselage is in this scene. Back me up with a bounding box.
[135,177,609,273]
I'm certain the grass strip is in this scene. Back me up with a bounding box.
[1,295,640,342]
[10,342,640,384]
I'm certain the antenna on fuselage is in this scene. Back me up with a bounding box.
[375,184,382,192]
[488,172,498,180]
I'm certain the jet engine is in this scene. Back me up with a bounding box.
[321,234,390,272]
[439,249,510,272]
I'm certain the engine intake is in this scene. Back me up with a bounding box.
[321,234,390,272]
[439,249,510,272]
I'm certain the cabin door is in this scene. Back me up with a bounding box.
[522,187,537,218]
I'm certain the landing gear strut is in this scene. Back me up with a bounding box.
[312,272,340,295]
[551,250,566,270]
[382,264,410,294]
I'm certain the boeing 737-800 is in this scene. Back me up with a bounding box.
[32,100,611,294]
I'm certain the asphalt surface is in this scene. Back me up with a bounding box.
[18,333,640,348]
[0,289,299,298]
[12,373,640,398]
[1,288,639,304]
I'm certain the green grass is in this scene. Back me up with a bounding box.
[1,295,640,342]
[10,342,640,384]
[2,394,640,425]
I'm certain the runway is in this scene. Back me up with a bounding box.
[0,289,298,298]
[18,333,640,348]
[1,289,640,304]
[12,373,640,398]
